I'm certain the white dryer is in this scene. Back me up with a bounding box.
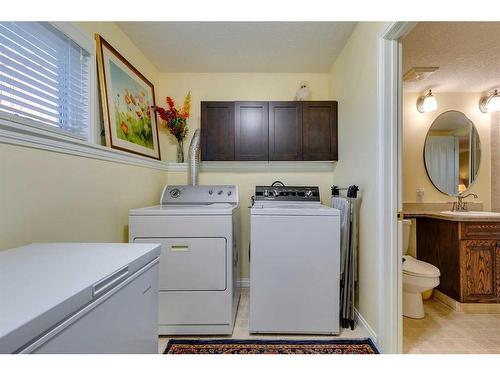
[250,185,340,334]
[129,185,240,335]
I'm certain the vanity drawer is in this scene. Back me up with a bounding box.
[460,222,500,240]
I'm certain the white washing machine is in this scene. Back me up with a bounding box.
[129,185,240,335]
[250,185,340,334]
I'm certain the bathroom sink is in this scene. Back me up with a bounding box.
[441,211,500,217]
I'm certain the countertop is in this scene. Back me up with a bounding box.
[403,211,500,222]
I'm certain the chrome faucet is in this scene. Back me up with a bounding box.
[452,193,478,212]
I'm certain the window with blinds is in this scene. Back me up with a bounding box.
[0,22,91,139]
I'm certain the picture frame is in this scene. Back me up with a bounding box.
[95,34,161,160]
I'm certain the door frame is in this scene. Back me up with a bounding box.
[377,21,416,353]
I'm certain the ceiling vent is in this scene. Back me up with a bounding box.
[403,67,439,82]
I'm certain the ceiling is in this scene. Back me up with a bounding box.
[403,22,500,93]
[117,22,356,73]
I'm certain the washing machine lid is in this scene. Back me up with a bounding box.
[129,203,238,216]
[251,203,340,216]
[402,255,440,278]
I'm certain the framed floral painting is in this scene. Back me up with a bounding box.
[95,34,161,159]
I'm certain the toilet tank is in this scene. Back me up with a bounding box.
[402,219,412,255]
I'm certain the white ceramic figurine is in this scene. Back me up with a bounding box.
[294,81,311,101]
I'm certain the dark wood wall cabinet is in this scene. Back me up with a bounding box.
[201,101,338,161]
[416,218,500,303]
[201,101,234,161]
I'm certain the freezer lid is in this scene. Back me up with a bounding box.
[129,203,238,216]
[251,204,340,216]
[0,243,160,354]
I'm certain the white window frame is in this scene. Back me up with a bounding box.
[0,22,169,171]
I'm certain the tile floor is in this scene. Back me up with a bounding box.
[404,297,500,354]
[158,288,370,353]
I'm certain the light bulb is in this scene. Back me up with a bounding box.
[422,95,437,112]
[479,90,500,113]
[417,90,438,113]
[487,94,500,112]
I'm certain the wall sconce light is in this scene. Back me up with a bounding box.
[479,89,500,113]
[417,89,438,113]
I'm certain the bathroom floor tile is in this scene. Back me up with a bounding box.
[403,298,500,354]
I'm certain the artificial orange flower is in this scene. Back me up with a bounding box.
[120,121,129,135]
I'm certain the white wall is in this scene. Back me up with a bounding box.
[328,22,391,337]
[403,92,491,210]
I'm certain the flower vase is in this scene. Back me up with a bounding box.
[176,140,185,163]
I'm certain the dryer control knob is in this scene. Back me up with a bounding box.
[208,189,213,195]
[305,190,313,198]
[170,188,181,198]
[227,191,232,196]
[217,190,223,195]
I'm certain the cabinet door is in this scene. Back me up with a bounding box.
[235,101,269,161]
[417,218,461,301]
[268,101,302,160]
[201,101,235,161]
[460,240,497,303]
[302,101,338,161]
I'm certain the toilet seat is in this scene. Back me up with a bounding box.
[403,255,440,278]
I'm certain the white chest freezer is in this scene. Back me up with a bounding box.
[0,243,160,354]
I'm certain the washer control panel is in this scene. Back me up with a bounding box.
[254,185,320,203]
[161,185,238,205]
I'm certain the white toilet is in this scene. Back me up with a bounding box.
[402,219,440,319]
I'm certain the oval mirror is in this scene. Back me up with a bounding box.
[423,110,481,196]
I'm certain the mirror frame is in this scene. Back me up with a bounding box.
[422,110,481,197]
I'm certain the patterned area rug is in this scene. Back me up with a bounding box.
[164,339,379,354]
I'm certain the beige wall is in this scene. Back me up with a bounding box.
[79,22,159,87]
[158,72,330,161]
[329,22,390,334]
[0,144,166,250]
[158,72,333,278]
[403,92,491,210]
[78,22,181,161]
[492,113,500,212]
[0,22,166,251]
[2,22,389,338]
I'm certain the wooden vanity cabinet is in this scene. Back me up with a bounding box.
[416,218,500,303]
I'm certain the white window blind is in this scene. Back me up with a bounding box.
[0,22,90,139]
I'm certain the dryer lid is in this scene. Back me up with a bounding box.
[403,255,440,277]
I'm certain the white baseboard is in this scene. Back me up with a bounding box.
[237,278,250,288]
[354,308,378,349]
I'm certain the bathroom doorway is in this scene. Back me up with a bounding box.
[399,22,500,354]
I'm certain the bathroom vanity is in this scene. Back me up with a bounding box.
[408,213,500,304]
